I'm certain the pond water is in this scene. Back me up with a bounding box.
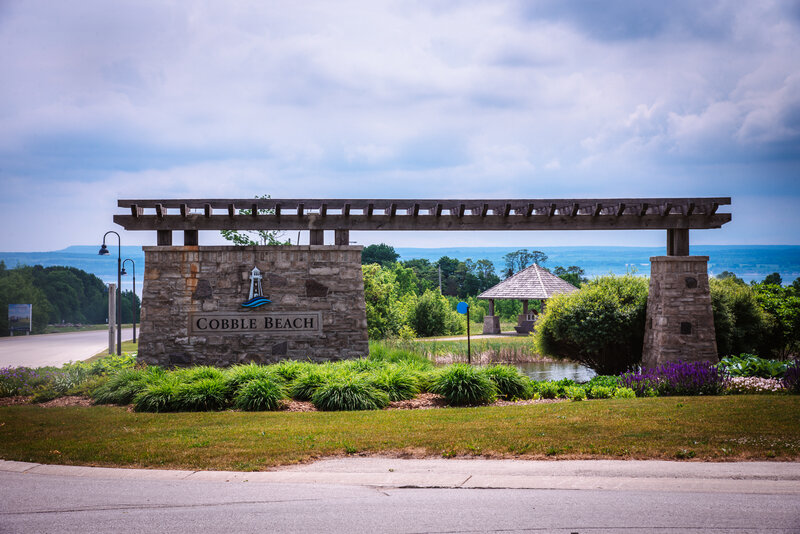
[514,361,596,383]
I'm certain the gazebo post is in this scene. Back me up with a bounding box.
[483,298,500,335]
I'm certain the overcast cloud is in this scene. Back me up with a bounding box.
[0,0,798,250]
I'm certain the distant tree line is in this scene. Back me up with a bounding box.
[0,261,140,336]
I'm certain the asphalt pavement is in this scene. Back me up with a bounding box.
[0,328,133,367]
[1,458,799,533]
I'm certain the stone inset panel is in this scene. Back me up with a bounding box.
[138,245,368,367]
[642,256,717,368]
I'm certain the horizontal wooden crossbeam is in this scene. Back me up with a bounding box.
[114,197,731,232]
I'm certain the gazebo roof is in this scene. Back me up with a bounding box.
[478,264,579,300]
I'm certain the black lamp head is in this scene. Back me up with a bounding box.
[120,267,127,275]
[98,244,109,256]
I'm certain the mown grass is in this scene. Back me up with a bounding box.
[1,396,798,470]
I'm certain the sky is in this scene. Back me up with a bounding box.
[0,0,798,252]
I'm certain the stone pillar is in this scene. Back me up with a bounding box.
[642,256,717,368]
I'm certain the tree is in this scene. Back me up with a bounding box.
[716,271,745,285]
[794,277,800,292]
[409,289,464,338]
[220,195,290,246]
[503,249,547,278]
[552,265,587,287]
[361,244,399,267]
[763,272,783,286]
[751,283,800,358]
[534,274,649,374]
[0,271,53,334]
[361,263,401,339]
[709,278,771,358]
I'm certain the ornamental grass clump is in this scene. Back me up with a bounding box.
[176,377,230,411]
[234,377,286,411]
[429,364,497,406]
[92,367,166,405]
[484,365,529,400]
[177,365,226,383]
[271,360,313,384]
[369,366,419,401]
[134,377,182,412]
[290,366,337,401]
[311,375,389,411]
[224,363,278,391]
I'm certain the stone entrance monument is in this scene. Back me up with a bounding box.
[113,197,731,367]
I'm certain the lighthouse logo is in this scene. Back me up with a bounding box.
[241,266,271,308]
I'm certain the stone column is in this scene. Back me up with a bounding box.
[482,298,500,334]
[642,256,717,368]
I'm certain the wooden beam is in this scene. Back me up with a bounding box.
[481,203,488,217]
[227,204,235,217]
[458,204,465,218]
[251,203,258,217]
[275,203,281,216]
[435,203,442,217]
[180,204,188,218]
[667,228,689,256]
[309,229,324,245]
[662,203,672,216]
[157,230,172,246]
[367,203,374,217]
[184,230,198,246]
[335,229,350,245]
[710,202,719,215]
[320,203,327,216]
[390,203,397,217]
[130,204,140,218]
[412,203,420,217]
[571,203,579,217]
[115,213,731,232]
[155,204,164,219]
[343,203,350,216]
[594,203,603,217]
[526,203,534,217]
[686,202,695,216]
[548,203,556,217]
[616,203,626,217]
[204,204,211,218]
[297,203,304,216]
[639,203,649,216]
[503,203,511,217]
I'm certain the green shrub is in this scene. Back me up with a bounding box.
[31,387,59,403]
[537,381,560,399]
[235,377,285,411]
[312,375,389,411]
[134,377,182,412]
[409,289,464,338]
[176,377,230,411]
[587,385,613,399]
[613,387,636,399]
[586,375,622,389]
[484,365,529,400]
[565,385,587,401]
[429,364,497,406]
[534,274,649,375]
[710,278,771,357]
[336,358,386,374]
[66,375,109,397]
[369,366,419,401]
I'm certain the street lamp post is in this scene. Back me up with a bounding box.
[121,258,137,343]
[99,231,122,356]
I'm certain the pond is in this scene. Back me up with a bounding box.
[514,361,596,383]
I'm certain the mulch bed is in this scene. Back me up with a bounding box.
[3,394,566,412]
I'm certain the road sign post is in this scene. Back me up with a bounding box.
[456,301,470,364]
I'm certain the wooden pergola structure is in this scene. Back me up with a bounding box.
[115,197,731,253]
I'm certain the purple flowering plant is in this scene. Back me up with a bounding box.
[783,359,800,394]
[621,360,728,397]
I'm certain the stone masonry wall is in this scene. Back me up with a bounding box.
[138,245,368,367]
[642,256,717,368]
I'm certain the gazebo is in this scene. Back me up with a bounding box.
[478,264,578,334]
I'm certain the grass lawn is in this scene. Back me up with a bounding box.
[1,396,798,471]
[87,341,138,361]
[44,324,135,334]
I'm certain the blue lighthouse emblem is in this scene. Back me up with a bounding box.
[241,266,271,308]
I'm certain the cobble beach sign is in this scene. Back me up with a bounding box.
[189,312,322,335]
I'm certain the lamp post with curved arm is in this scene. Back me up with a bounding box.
[121,258,137,343]
[99,231,122,355]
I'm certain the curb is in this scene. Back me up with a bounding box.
[3,458,800,494]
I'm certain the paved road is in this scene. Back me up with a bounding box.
[1,459,799,533]
[0,328,133,368]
